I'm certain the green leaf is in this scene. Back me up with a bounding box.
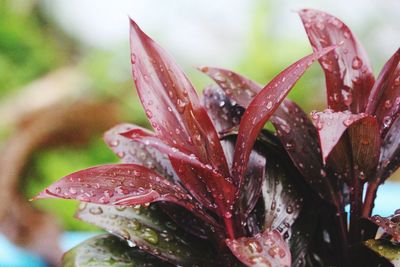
[364,239,400,266]
[62,234,172,267]
[76,203,217,266]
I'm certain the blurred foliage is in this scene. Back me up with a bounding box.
[0,0,70,97]
[22,137,118,231]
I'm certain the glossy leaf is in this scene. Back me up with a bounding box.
[202,85,265,219]
[299,9,375,113]
[232,46,336,191]
[370,210,400,243]
[200,66,261,107]
[35,164,217,226]
[364,239,400,266]
[378,116,400,181]
[62,234,172,267]
[129,18,229,178]
[262,153,303,234]
[104,123,179,183]
[119,129,236,214]
[76,203,217,266]
[271,100,338,204]
[226,229,291,267]
[366,48,400,135]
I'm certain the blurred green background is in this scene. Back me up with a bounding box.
[0,0,399,233]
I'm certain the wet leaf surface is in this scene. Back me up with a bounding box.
[35,164,218,227]
[364,239,400,266]
[261,153,303,235]
[76,203,217,266]
[232,47,335,195]
[378,117,400,181]
[104,123,179,184]
[226,229,291,267]
[299,9,375,113]
[129,20,230,212]
[370,209,400,244]
[366,49,400,136]
[62,234,173,267]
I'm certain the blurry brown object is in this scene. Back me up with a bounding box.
[0,68,120,266]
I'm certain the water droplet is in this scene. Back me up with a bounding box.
[69,187,77,195]
[383,116,392,128]
[384,100,392,109]
[394,76,400,86]
[286,205,293,214]
[130,53,137,64]
[352,57,363,70]
[176,99,188,113]
[223,211,232,219]
[89,206,103,215]
[55,187,61,194]
[266,101,273,110]
[142,228,159,244]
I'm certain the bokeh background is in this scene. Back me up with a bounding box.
[0,0,399,266]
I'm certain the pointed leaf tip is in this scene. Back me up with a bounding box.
[299,9,375,113]
[232,46,336,190]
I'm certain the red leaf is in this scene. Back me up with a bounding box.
[129,19,229,178]
[370,211,400,243]
[231,46,336,191]
[261,153,303,234]
[34,164,216,226]
[270,100,336,203]
[200,67,261,107]
[378,116,400,181]
[312,110,380,181]
[104,123,179,183]
[366,48,400,135]
[120,129,236,216]
[226,229,291,267]
[299,9,375,113]
[311,110,366,162]
[202,86,265,223]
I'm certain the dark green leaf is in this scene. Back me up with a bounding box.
[76,203,217,266]
[62,234,172,267]
[364,239,400,266]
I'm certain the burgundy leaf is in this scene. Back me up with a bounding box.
[262,153,303,235]
[202,86,265,222]
[202,85,245,135]
[104,123,179,183]
[366,48,400,135]
[271,100,337,203]
[200,66,261,107]
[34,164,217,226]
[299,9,375,113]
[129,18,229,178]
[119,128,236,222]
[311,110,380,181]
[311,110,367,162]
[378,116,400,181]
[202,85,243,170]
[347,117,381,180]
[232,46,336,192]
[226,229,291,267]
[370,210,400,243]
[76,203,218,266]
[114,124,214,211]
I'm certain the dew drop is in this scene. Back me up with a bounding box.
[266,101,273,110]
[142,228,159,244]
[130,53,137,64]
[89,206,103,215]
[352,57,363,70]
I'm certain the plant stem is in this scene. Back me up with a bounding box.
[349,176,363,243]
[362,180,379,217]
